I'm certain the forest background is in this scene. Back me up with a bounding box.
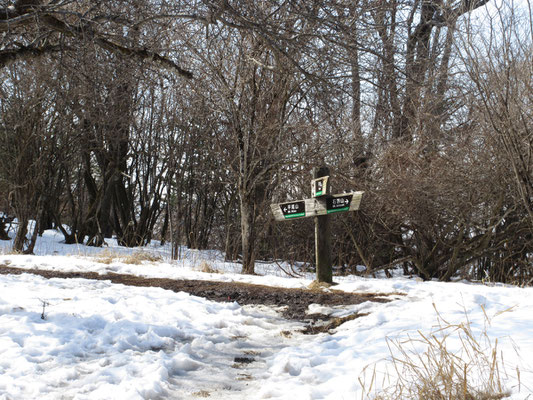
[0,0,531,283]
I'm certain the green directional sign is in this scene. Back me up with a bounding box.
[326,194,352,213]
[280,201,306,219]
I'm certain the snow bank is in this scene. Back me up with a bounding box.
[0,273,302,399]
[0,229,532,398]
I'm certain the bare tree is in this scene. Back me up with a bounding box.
[0,0,192,77]
[0,61,62,253]
[458,1,533,282]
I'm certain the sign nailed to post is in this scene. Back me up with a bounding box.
[280,200,306,219]
[326,193,353,213]
[271,192,363,221]
[311,176,329,198]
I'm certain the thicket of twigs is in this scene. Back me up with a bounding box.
[0,0,531,282]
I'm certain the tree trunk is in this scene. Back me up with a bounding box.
[160,203,169,246]
[240,194,256,274]
[13,214,28,253]
[0,217,10,241]
[23,218,40,254]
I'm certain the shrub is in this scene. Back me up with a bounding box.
[361,306,516,400]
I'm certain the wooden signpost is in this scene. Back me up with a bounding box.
[270,167,364,283]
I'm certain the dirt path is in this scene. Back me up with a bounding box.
[0,266,393,324]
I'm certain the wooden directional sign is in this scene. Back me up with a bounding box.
[271,191,363,221]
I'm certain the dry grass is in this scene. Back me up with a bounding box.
[192,390,210,398]
[2,249,22,255]
[308,280,336,291]
[95,250,162,265]
[236,373,253,381]
[94,250,118,265]
[360,304,515,400]
[197,261,219,274]
[123,251,162,265]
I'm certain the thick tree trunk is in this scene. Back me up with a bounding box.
[240,194,256,274]
[160,203,170,246]
[0,218,9,241]
[224,220,240,262]
[23,218,40,255]
[12,214,28,253]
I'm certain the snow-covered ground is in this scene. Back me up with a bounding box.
[1,229,533,399]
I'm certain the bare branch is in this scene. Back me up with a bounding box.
[0,5,194,78]
[0,44,62,68]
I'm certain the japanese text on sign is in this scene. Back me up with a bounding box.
[326,194,352,213]
[280,201,305,219]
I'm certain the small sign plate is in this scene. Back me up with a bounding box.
[315,180,325,196]
[326,194,353,214]
[280,201,306,219]
[311,176,329,198]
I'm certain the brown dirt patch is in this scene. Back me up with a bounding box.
[0,265,395,323]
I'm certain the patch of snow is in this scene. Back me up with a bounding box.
[0,229,532,398]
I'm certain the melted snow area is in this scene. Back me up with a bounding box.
[1,230,533,399]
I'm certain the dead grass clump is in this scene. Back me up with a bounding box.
[361,304,515,400]
[3,249,22,255]
[94,250,162,265]
[236,373,253,381]
[308,280,336,292]
[197,261,219,274]
[95,250,120,264]
[192,390,210,398]
[123,251,162,265]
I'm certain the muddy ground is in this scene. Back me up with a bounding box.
[0,266,395,331]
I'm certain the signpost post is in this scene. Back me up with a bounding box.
[313,167,332,283]
[270,167,364,284]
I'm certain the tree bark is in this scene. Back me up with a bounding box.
[12,214,28,253]
[240,193,256,275]
[0,216,10,241]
